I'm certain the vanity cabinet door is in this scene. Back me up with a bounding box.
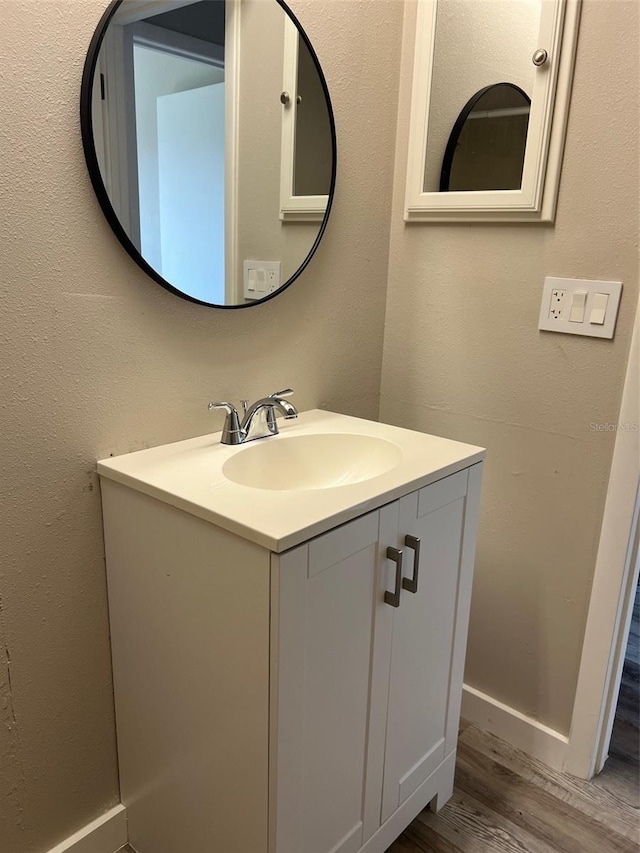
[381,469,474,822]
[270,510,382,853]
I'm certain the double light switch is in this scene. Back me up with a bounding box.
[538,277,622,339]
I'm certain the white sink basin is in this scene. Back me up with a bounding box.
[97,409,485,551]
[222,433,402,491]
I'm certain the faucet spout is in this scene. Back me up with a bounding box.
[272,398,298,419]
[241,390,299,442]
[269,388,298,419]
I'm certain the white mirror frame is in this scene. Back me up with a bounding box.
[404,0,581,223]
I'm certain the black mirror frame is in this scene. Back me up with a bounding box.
[438,82,530,193]
[80,0,337,309]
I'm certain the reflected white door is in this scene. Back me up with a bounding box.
[156,83,225,304]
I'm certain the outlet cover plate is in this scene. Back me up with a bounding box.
[243,260,281,300]
[538,277,623,339]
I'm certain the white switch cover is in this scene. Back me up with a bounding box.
[538,277,622,339]
[243,260,281,300]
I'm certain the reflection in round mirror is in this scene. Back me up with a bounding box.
[80,0,336,308]
[439,83,531,193]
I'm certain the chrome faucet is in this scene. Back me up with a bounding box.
[208,389,298,445]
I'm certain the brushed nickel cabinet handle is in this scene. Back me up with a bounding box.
[402,535,421,594]
[384,547,403,608]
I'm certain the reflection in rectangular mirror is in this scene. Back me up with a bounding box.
[424,0,541,193]
[439,82,531,192]
[404,0,581,222]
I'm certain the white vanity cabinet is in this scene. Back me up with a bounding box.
[271,466,480,853]
[98,410,484,853]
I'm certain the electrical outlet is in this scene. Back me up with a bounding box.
[539,277,623,339]
[549,288,568,320]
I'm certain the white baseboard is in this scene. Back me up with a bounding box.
[461,684,569,772]
[46,805,127,853]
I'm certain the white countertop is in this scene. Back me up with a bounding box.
[97,409,485,552]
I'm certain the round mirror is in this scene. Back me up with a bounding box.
[81,0,336,308]
[439,83,530,193]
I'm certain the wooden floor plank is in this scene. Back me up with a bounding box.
[590,751,640,811]
[458,725,639,843]
[387,831,436,853]
[394,824,460,853]
[454,740,637,853]
[458,718,473,735]
[413,788,560,853]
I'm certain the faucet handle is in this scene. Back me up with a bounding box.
[207,401,244,445]
[208,401,236,414]
[269,388,294,398]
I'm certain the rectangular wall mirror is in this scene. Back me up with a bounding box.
[404,0,581,223]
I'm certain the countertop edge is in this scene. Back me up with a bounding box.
[98,451,485,553]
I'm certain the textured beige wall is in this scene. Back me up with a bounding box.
[381,0,639,734]
[0,0,403,849]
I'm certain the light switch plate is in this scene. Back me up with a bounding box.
[538,277,623,339]
[243,260,281,300]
